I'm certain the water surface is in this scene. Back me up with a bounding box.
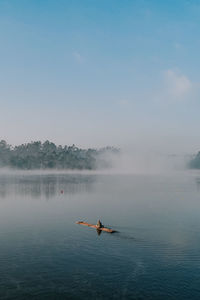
[0,172,200,299]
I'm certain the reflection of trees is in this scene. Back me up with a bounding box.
[195,178,200,192]
[0,177,7,198]
[0,174,95,199]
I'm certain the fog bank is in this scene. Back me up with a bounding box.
[106,149,190,175]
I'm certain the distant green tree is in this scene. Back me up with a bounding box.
[0,140,11,167]
[0,140,119,170]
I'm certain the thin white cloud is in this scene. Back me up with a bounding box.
[164,69,192,99]
[72,51,84,63]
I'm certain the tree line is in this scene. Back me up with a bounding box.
[189,151,200,169]
[0,140,119,170]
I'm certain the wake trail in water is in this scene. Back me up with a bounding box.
[110,231,141,242]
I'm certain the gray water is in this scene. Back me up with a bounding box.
[0,172,200,299]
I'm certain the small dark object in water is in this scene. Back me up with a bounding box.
[76,221,116,233]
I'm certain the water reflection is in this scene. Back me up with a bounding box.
[0,174,96,199]
[0,173,200,299]
[96,229,102,236]
[195,177,200,192]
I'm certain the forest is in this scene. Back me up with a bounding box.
[0,140,119,170]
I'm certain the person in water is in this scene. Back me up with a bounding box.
[96,220,103,228]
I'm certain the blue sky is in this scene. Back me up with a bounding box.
[0,0,200,152]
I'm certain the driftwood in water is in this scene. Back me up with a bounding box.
[76,221,116,233]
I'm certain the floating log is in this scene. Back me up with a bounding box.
[76,221,116,233]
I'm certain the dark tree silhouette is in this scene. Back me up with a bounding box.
[0,140,119,170]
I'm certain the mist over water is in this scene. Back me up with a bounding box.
[0,147,191,177]
[103,149,189,175]
[0,137,198,300]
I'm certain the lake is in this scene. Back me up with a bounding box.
[0,171,200,299]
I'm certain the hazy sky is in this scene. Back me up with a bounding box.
[0,0,200,153]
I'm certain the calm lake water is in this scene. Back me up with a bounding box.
[0,171,200,299]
